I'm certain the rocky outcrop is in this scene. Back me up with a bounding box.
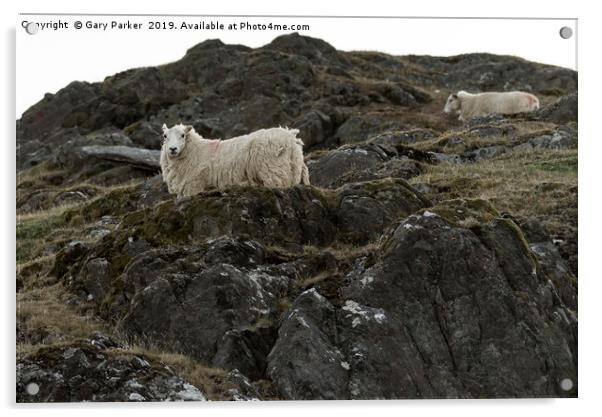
[266,200,577,399]
[68,179,427,250]
[16,334,206,402]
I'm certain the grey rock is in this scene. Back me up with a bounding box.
[212,327,277,381]
[267,289,349,400]
[463,114,510,128]
[16,334,206,402]
[82,258,110,303]
[413,182,433,195]
[462,145,508,162]
[125,121,163,149]
[225,369,262,401]
[468,124,517,137]
[51,241,89,278]
[98,180,427,247]
[53,129,135,168]
[335,179,429,243]
[535,92,577,124]
[369,129,438,146]
[430,152,463,164]
[513,142,534,153]
[116,261,291,365]
[527,129,577,150]
[87,228,112,240]
[292,110,334,148]
[334,116,409,145]
[339,204,577,398]
[80,145,161,170]
[446,137,466,146]
[308,141,433,188]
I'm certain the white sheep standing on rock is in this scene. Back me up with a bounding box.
[160,124,310,197]
[443,90,540,121]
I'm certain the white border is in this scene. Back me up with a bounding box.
[3,1,599,416]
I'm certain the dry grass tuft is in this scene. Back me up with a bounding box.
[17,284,108,350]
[110,345,240,400]
[410,149,577,239]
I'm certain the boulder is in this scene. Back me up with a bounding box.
[340,201,577,398]
[267,289,349,399]
[308,143,422,188]
[535,92,578,124]
[292,109,334,148]
[16,334,206,402]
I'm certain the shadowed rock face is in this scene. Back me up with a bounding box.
[16,33,578,401]
[337,205,576,399]
[267,289,349,400]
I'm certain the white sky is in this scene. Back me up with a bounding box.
[16,16,576,117]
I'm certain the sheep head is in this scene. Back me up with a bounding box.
[162,123,193,158]
[443,93,461,114]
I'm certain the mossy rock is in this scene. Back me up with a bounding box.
[427,198,500,227]
[61,187,140,224]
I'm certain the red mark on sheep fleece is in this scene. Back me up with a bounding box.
[207,139,221,157]
[527,95,535,107]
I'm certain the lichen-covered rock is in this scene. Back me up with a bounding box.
[225,369,262,401]
[267,201,576,399]
[102,242,336,378]
[524,127,577,150]
[16,334,206,402]
[116,261,290,366]
[51,241,89,279]
[340,202,577,398]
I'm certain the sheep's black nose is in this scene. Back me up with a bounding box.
[169,147,177,153]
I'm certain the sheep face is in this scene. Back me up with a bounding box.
[443,93,461,114]
[162,124,192,158]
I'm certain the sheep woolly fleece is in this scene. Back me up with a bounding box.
[160,125,310,197]
[445,90,540,121]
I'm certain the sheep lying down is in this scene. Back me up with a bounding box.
[160,124,310,197]
[443,90,540,121]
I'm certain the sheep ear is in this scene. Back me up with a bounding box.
[184,125,193,134]
[162,123,168,132]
